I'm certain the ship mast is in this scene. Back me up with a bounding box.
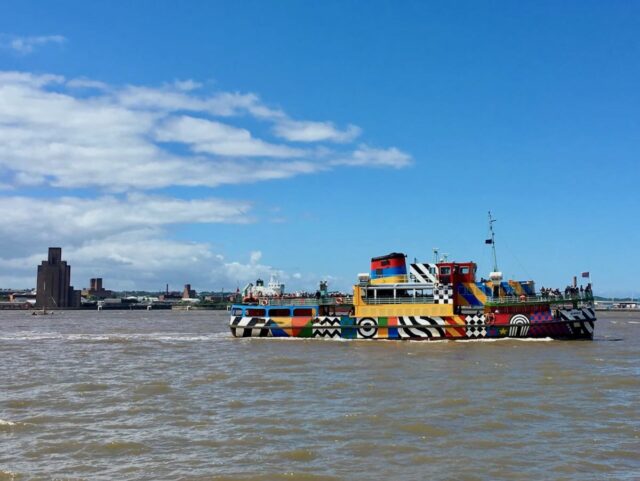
[488,211,499,272]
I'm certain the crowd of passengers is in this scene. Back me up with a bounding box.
[539,283,592,299]
[245,291,350,301]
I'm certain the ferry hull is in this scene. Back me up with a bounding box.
[229,307,596,341]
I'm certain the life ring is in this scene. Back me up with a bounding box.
[486,312,495,325]
[260,299,268,306]
[336,297,344,304]
[519,294,526,302]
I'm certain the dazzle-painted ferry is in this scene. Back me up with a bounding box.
[229,215,596,341]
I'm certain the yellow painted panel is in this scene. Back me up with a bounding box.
[509,281,524,296]
[370,275,407,285]
[466,282,488,304]
[354,303,454,317]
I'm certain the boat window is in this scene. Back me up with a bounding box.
[461,267,470,274]
[231,308,243,316]
[375,268,383,276]
[293,308,313,316]
[440,267,451,275]
[246,308,266,317]
[268,308,291,317]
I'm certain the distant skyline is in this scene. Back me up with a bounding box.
[0,1,638,297]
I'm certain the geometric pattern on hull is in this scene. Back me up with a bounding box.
[465,313,486,338]
[229,309,595,340]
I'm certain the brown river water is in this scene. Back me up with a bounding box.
[1,310,638,481]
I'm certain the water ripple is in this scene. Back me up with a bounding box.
[0,311,638,481]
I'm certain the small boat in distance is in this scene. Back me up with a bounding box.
[229,213,596,341]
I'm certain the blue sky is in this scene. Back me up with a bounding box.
[0,1,638,296]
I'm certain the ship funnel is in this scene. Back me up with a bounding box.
[370,253,407,285]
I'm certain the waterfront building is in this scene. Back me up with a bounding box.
[82,277,112,299]
[182,284,197,299]
[36,247,81,308]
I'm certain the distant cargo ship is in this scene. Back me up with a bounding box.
[229,214,595,341]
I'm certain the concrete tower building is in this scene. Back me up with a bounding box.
[36,247,81,308]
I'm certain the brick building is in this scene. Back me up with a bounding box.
[36,247,81,308]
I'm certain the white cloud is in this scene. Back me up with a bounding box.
[273,120,361,143]
[332,145,413,168]
[0,75,323,189]
[0,195,252,252]
[1,34,66,54]
[0,233,299,292]
[66,77,109,90]
[0,195,283,291]
[154,116,303,157]
[0,71,411,191]
[172,79,203,91]
[0,70,412,291]
[0,71,64,86]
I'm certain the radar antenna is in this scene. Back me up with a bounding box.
[487,211,499,272]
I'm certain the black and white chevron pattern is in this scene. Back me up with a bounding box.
[397,316,446,339]
[559,307,596,321]
[312,317,342,338]
[229,316,270,337]
[568,320,595,337]
[434,285,453,304]
[465,313,486,338]
[561,308,595,337]
[409,263,438,284]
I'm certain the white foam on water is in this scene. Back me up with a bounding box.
[0,332,225,342]
[0,332,62,341]
[0,419,17,426]
[456,337,554,343]
[0,470,21,480]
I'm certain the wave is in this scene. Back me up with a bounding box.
[0,332,226,342]
[0,470,22,481]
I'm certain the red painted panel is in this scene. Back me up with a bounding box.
[371,257,406,270]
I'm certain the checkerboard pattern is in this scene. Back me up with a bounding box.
[434,285,453,304]
[465,313,486,338]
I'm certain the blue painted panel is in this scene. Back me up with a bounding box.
[501,282,515,295]
[460,289,482,307]
[475,283,492,296]
[520,282,536,295]
[340,316,357,339]
[370,266,407,278]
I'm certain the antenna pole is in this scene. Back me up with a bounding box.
[488,211,498,272]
